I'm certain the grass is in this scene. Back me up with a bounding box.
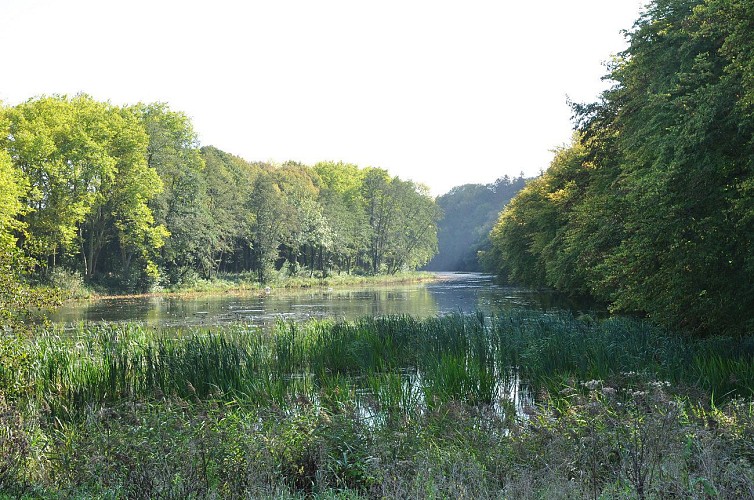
[12,311,754,419]
[2,311,754,497]
[84,270,438,299]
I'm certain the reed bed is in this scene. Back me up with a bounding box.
[4,311,754,497]
[8,310,754,423]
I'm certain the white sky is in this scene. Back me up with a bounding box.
[0,0,644,196]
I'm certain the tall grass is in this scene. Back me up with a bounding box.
[5,311,754,497]
[7,310,754,422]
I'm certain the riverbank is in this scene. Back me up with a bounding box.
[3,312,754,497]
[62,271,440,301]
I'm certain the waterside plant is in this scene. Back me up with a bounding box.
[2,311,754,497]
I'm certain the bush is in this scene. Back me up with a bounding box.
[47,268,91,299]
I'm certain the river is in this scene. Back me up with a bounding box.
[49,272,600,329]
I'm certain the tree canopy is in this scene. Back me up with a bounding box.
[426,175,527,271]
[487,0,754,335]
[0,96,441,300]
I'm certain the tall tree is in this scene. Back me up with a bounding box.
[80,104,167,288]
[138,103,213,282]
[315,162,368,274]
[361,168,439,274]
[3,95,115,268]
[489,0,754,335]
[361,168,395,274]
[200,146,259,275]
[0,115,27,255]
[245,172,288,283]
[383,180,440,273]
[3,95,167,288]
[0,105,58,328]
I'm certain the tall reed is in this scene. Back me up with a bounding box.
[7,311,754,422]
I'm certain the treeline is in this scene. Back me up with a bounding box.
[0,95,440,293]
[485,0,754,335]
[425,175,527,271]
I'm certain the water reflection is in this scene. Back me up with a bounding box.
[50,273,604,328]
[428,272,602,314]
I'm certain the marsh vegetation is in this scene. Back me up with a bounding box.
[2,312,754,497]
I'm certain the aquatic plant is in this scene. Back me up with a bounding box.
[6,311,753,422]
[4,311,754,497]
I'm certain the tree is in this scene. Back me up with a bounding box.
[3,95,116,268]
[361,168,440,274]
[273,163,325,275]
[0,106,59,330]
[488,0,754,335]
[80,103,168,289]
[245,172,288,283]
[315,162,368,274]
[138,103,214,283]
[3,95,167,289]
[382,180,440,273]
[361,168,393,274]
[200,146,260,276]
[0,131,27,256]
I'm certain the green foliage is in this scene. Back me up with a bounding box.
[430,174,527,272]
[488,140,594,290]
[0,96,441,295]
[3,95,114,260]
[0,95,168,293]
[315,162,369,275]
[488,0,754,335]
[246,172,290,283]
[5,313,754,496]
[199,146,261,279]
[0,147,27,254]
[0,121,60,331]
[360,168,440,274]
[195,154,438,284]
[139,103,215,282]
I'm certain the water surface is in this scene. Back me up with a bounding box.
[50,273,599,328]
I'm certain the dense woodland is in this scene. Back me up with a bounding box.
[0,97,440,297]
[424,175,527,271]
[486,0,754,336]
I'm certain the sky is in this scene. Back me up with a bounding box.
[0,0,645,196]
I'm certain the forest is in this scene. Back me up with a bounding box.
[486,0,754,336]
[0,97,440,298]
[425,175,527,272]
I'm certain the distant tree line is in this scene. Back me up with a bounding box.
[485,0,754,335]
[0,95,440,293]
[425,175,527,271]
